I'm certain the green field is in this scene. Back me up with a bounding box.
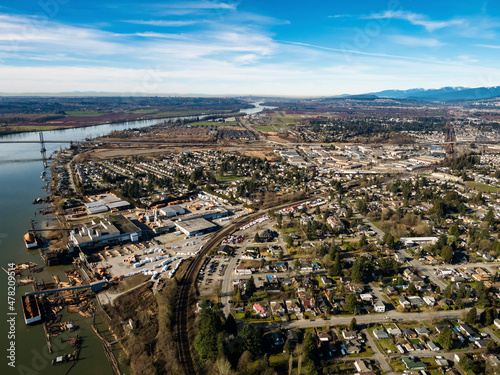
[256,125,290,132]
[216,174,245,182]
[465,181,500,193]
[65,111,108,117]
[10,125,62,131]
[128,109,158,114]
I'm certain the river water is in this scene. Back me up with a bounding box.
[0,103,273,374]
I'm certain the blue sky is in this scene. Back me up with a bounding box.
[1,0,500,95]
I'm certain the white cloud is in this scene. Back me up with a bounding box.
[328,14,352,19]
[366,10,464,32]
[125,19,200,27]
[391,35,445,47]
[476,44,500,49]
[167,1,237,10]
[133,32,188,39]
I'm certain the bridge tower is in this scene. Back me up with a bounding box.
[39,132,46,153]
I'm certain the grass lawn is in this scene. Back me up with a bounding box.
[465,181,500,193]
[216,174,245,182]
[256,125,290,132]
[376,338,397,354]
[65,110,107,116]
[389,359,406,373]
[268,354,309,374]
[348,346,374,358]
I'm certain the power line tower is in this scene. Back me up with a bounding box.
[444,119,456,159]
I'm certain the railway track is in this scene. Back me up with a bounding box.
[173,196,327,375]
[173,218,252,375]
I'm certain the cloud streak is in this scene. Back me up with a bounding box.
[125,19,201,27]
[366,10,464,32]
[390,35,445,47]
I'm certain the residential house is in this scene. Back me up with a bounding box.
[327,216,344,231]
[217,245,232,255]
[270,301,285,316]
[321,276,333,285]
[354,360,373,373]
[342,330,357,340]
[303,278,313,288]
[385,285,396,295]
[427,341,440,351]
[318,332,332,342]
[301,298,315,312]
[475,339,491,348]
[387,327,402,336]
[399,296,411,308]
[402,357,427,371]
[253,303,267,318]
[435,358,449,367]
[316,296,330,313]
[415,327,430,336]
[342,339,361,354]
[373,300,386,313]
[401,328,416,338]
[484,353,500,367]
[494,318,500,329]
[373,329,389,340]
[423,296,435,306]
[360,293,373,302]
[408,296,425,306]
[260,229,277,242]
[459,323,480,341]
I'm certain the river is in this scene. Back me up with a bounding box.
[0,102,273,374]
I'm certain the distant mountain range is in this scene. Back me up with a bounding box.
[369,86,500,102]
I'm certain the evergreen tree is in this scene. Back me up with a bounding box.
[437,326,453,350]
[246,276,256,294]
[407,283,417,296]
[345,294,358,314]
[465,307,477,326]
[441,245,454,263]
[349,317,357,331]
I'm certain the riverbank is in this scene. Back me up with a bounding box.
[0,108,247,137]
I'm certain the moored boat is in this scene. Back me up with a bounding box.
[24,232,39,249]
[21,295,42,324]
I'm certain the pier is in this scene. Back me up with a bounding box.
[25,279,107,296]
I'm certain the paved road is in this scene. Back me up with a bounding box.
[483,327,500,344]
[356,214,385,238]
[257,309,473,330]
[398,249,448,290]
[362,328,396,375]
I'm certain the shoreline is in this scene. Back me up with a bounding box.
[0,109,249,137]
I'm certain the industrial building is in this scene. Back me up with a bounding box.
[70,214,141,248]
[84,194,130,214]
[175,218,217,236]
